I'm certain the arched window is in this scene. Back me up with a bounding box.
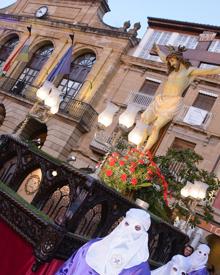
[0,35,19,66]
[12,43,54,95]
[17,168,42,203]
[74,204,103,238]
[42,185,71,223]
[59,52,96,110]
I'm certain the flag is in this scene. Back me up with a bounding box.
[15,37,31,62]
[2,33,31,73]
[47,45,73,82]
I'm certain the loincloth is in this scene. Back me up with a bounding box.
[142,94,183,120]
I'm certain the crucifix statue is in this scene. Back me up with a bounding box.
[141,44,220,152]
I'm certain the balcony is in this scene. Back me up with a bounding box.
[127,91,154,109]
[0,76,38,100]
[174,105,212,130]
[60,99,97,132]
[0,77,97,132]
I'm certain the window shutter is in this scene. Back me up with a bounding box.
[171,138,196,150]
[140,80,159,96]
[193,93,216,112]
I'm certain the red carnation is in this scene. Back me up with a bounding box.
[129,167,135,173]
[138,159,144,164]
[121,174,127,182]
[109,161,115,166]
[131,178,137,185]
[119,161,125,166]
[109,157,116,162]
[106,170,113,177]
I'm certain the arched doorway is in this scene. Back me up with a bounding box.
[0,35,19,67]
[16,168,42,203]
[20,117,47,148]
[12,43,54,95]
[58,52,96,110]
[0,104,6,126]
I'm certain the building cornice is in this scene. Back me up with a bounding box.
[121,54,167,74]
[148,17,220,35]
[0,13,139,47]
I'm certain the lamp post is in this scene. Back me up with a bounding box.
[94,101,147,174]
[180,181,208,229]
[97,102,147,147]
[15,80,61,136]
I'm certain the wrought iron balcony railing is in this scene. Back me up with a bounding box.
[0,75,38,100]
[61,99,98,132]
[127,91,154,109]
[0,77,97,132]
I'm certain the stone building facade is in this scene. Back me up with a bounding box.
[1,1,220,266]
[0,0,139,167]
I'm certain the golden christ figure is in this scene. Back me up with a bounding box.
[141,44,220,152]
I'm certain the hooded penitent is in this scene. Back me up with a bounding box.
[151,254,190,275]
[55,208,151,275]
[188,244,210,274]
[86,208,151,274]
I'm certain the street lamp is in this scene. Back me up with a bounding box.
[97,102,119,128]
[97,101,143,138]
[128,120,148,147]
[118,103,141,130]
[14,81,61,136]
[94,102,143,173]
[35,80,61,118]
[180,181,208,200]
[180,181,208,229]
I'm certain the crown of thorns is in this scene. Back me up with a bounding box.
[165,45,187,59]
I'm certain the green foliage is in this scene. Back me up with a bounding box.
[155,148,220,226]
[136,186,171,222]
[100,147,219,225]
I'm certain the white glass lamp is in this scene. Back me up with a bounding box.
[44,87,60,108]
[97,102,119,128]
[180,181,192,198]
[190,183,199,199]
[50,104,59,114]
[118,104,141,130]
[181,181,208,200]
[194,181,208,200]
[128,120,148,146]
[36,81,54,101]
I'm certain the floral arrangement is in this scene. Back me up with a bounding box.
[100,148,169,203]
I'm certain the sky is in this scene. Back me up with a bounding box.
[0,0,220,38]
